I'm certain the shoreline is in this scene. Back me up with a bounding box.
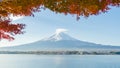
[0,50,120,55]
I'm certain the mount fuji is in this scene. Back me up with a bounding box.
[0,29,120,51]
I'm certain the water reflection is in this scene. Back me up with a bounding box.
[0,55,120,68]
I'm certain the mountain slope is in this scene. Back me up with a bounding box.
[0,30,120,51]
[42,31,77,41]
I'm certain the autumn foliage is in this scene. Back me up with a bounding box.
[0,19,25,41]
[0,0,120,40]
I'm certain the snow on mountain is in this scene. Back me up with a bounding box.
[42,31,77,41]
[0,29,120,51]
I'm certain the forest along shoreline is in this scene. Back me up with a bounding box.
[0,50,120,55]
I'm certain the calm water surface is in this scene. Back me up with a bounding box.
[0,54,120,68]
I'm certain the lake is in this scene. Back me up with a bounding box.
[0,54,120,68]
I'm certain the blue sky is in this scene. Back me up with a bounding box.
[0,6,120,47]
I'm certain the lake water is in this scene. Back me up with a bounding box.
[0,54,120,68]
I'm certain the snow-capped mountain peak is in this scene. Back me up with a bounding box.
[1,29,120,51]
[42,29,77,41]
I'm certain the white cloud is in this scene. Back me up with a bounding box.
[55,28,68,35]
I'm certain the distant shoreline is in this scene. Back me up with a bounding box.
[0,50,120,55]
